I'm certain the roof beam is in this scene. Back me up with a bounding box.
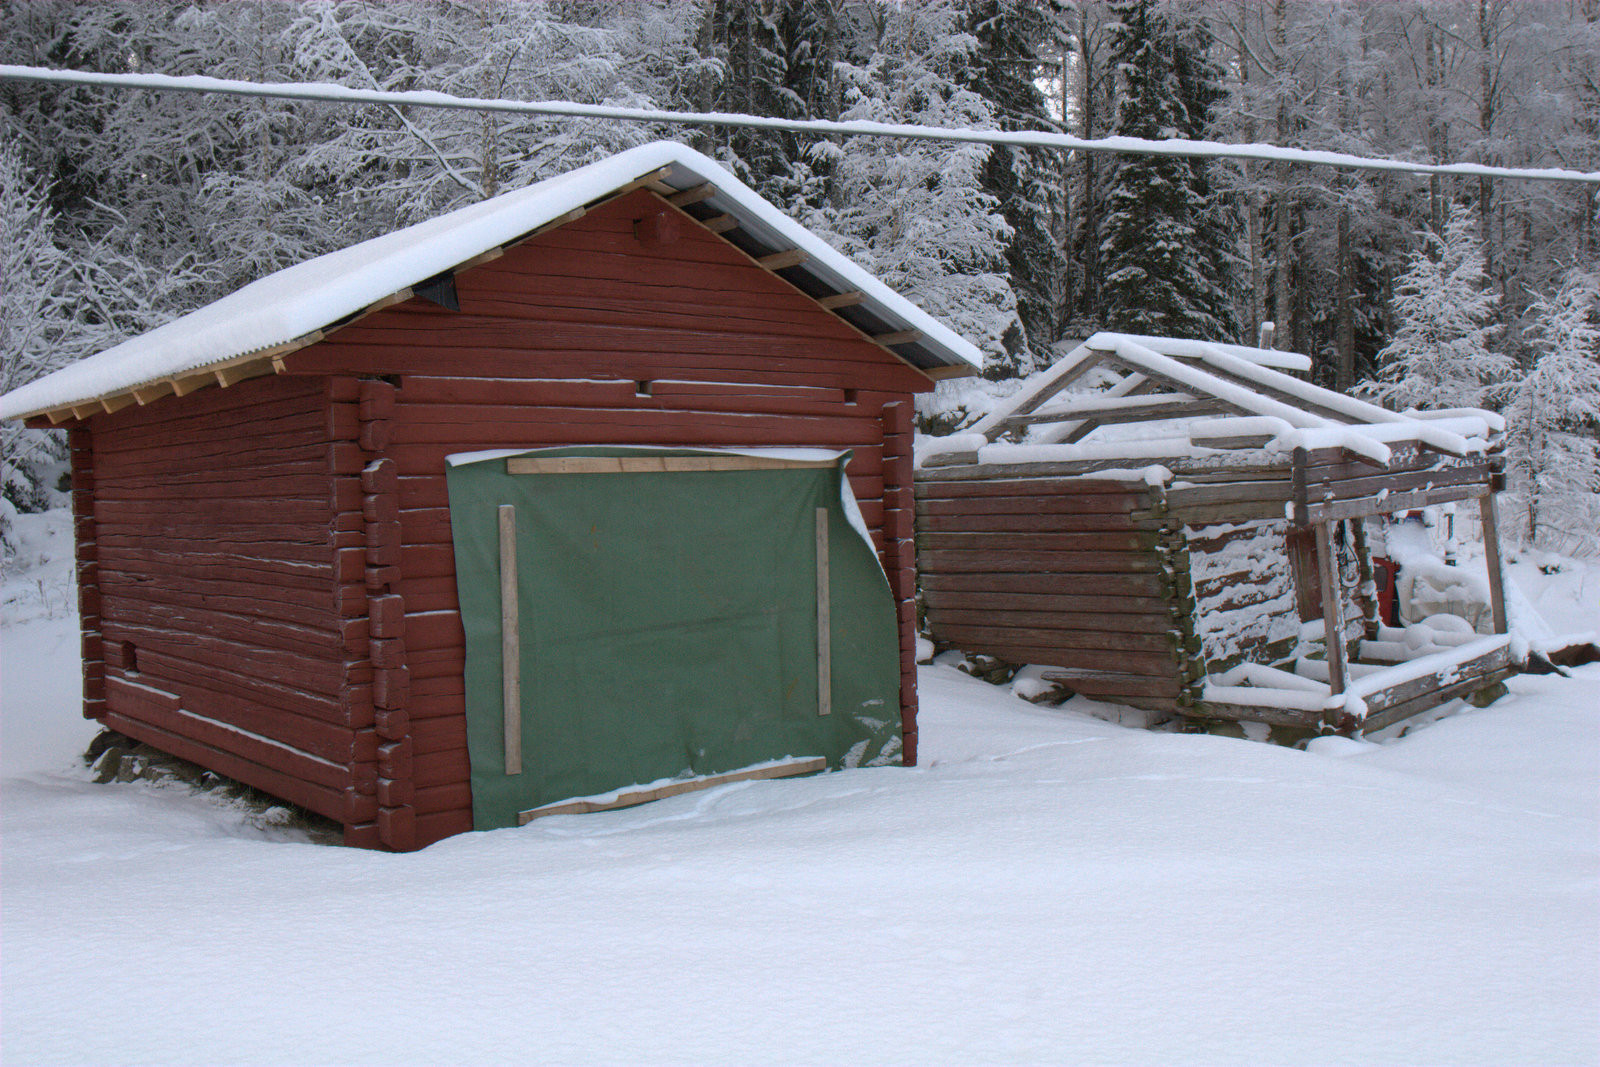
[1003,392,1221,428]
[756,248,807,271]
[873,329,922,347]
[815,291,863,310]
[666,182,716,207]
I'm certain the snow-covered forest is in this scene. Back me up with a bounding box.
[2,0,1599,547]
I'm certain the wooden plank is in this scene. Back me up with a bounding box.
[1359,641,1512,715]
[1478,493,1509,634]
[1165,481,1295,508]
[918,549,1164,574]
[873,329,923,347]
[915,476,1149,499]
[928,607,1175,633]
[920,571,1173,597]
[1004,394,1227,428]
[927,514,1140,539]
[917,494,1149,518]
[979,348,1109,440]
[816,508,831,717]
[518,756,828,823]
[756,249,807,271]
[100,710,356,827]
[921,589,1175,616]
[699,213,738,234]
[916,530,1159,552]
[666,182,716,207]
[507,454,837,475]
[815,291,864,310]
[1040,669,1185,700]
[297,343,932,396]
[499,505,521,776]
[931,640,1182,676]
[1303,463,1489,503]
[1360,665,1516,733]
[1317,520,1348,695]
[1189,700,1326,730]
[1306,482,1488,524]
[933,622,1179,654]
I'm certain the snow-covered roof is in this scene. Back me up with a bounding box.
[925,331,1503,470]
[1,141,981,421]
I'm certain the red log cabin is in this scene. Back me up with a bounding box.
[0,142,980,850]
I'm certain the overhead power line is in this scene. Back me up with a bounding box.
[4,64,1599,186]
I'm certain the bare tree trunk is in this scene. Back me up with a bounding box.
[1336,203,1355,388]
[1271,0,1292,343]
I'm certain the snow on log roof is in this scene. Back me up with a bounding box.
[1,141,981,421]
[925,331,1502,470]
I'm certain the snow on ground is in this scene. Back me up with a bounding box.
[2,513,1597,1066]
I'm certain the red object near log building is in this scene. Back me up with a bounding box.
[2,143,980,851]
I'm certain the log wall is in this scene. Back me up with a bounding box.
[915,473,1192,708]
[85,375,374,829]
[1184,519,1301,671]
[285,189,933,847]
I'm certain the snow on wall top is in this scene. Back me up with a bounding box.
[0,141,982,420]
[929,331,1500,469]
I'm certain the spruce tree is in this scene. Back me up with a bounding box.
[1098,0,1237,341]
[960,0,1069,373]
[1503,268,1600,547]
[1367,206,1512,411]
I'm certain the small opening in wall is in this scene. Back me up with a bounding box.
[843,389,859,405]
[635,380,653,397]
[122,641,139,674]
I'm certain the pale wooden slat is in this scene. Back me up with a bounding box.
[816,506,831,717]
[517,756,827,823]
[756,249,808,271]
[499,503,522,776]
[873,329,923,347]
[666,182,716,207]
[815,291,864,310]
[507,455,837,475]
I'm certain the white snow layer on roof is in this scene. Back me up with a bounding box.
[0,141,980,420]
[943,330,1499,468]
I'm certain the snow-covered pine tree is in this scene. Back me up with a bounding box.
[289,1,656,232]
[692,0,800,204]
[804,0,1019,373]
[1,134,75,546]
[0,132,202,553]
[1503,268,1600,549]
[1098,0,1237,341]
[1366,205,1513,411]
[960,0,1069,373]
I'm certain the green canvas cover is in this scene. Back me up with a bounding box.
[445,446,903,831]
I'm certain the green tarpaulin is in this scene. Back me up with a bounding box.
[445,447,902,830]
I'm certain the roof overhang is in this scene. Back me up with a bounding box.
[2,142,982,424]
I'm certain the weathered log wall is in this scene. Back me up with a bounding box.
[1184,519,1301,671]
[86,375,375,830]
[915,474,1192,708]
[285,190,932,848]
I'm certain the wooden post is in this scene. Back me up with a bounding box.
[1317,520,1348,695]
[816,507,831,717]
[498,504,522,774]
[1478,492,1509,634]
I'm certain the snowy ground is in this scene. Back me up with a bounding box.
[2,509,1597,1066]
